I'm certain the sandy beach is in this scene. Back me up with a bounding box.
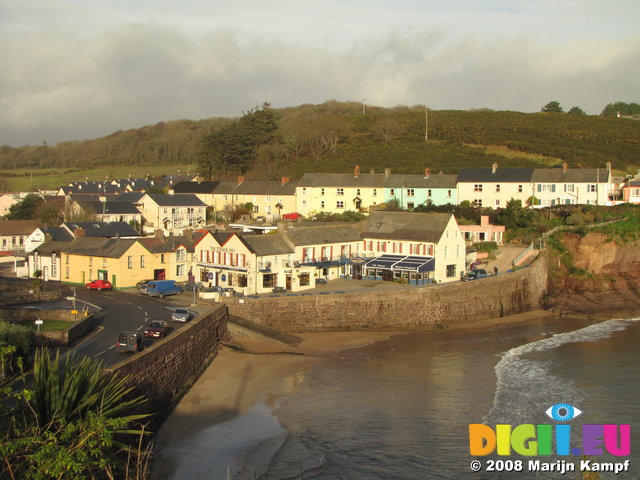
[153,309,562,479]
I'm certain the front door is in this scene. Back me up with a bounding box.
[286,274,292,290]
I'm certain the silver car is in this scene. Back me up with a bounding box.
[171,307,195,322]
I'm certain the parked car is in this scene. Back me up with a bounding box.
[171,307,195,322]
[145,280,183,298]
[136,279,153,293]
[116,331,144,353]
[86,279,112,291]
[462,269,489,282]
[144,320,170,339]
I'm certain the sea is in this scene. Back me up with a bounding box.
[160,314,640,480]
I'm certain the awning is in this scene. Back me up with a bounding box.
[364,254,435,273]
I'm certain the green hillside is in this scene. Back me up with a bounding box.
[1,102,639,191]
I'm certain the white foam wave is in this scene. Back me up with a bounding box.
[484,317,639,424]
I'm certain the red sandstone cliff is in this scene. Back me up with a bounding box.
[546,233,640,316]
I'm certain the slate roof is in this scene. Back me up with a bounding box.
[297,172,385,188]
[76,201,142,215]
[241,234,294,256]
[361,211,453,242]
[113,192,146,203]
[146,194,207,207]
[172,181,220,194]
[60,182,121,195]
[39,226,73,242]
[284,225,361,246]
[36,237,138,258]
[531,168,608,183]
[0,220,40,235]
[62,221,140,238]
[383,173,458,189]
[235,180,297,196]
[457,168,534,183]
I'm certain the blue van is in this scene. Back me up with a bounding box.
[145,280,183,298]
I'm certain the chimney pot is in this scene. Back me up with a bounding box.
[281,176,289,185]
[491,162,498,174]
[424,168,430,179]
[384,168,391,178]
[354,165,360,178]
[237,176,245,185]
[562,162,568,173]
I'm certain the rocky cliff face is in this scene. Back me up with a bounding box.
[546,233,640,316]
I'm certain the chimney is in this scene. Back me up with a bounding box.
[384,168,391,178]
[155,229,164,240]
[184,229,193,242]
[480,215,489,226]
[491,162,498,174]
[424,168,430,179]
[354,165,360,178]
[562,161,568,173]
[370,168,375,175]
[281,176,289,186]
[237,176,245,185]
[74,228,86,238]
[606,161,612,172]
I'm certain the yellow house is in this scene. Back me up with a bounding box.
[55,237,172,288]
[295,167,385,216]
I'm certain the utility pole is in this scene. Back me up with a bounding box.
[425,105,428,142]
[362,99,366,115]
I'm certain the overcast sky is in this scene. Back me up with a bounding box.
[2,0,639,147]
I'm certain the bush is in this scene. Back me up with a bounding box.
[0,321,33,358]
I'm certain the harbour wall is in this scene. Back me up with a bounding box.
[223,255,549,332]
[103,304,229,431]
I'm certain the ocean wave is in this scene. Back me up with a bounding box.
[484,317,639,425]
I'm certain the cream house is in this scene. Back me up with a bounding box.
[359,211,466,284]
[531,163,613,207]
[137,193,207,233]
[457,164,534,209]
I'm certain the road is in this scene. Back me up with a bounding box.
[64,288,196,367]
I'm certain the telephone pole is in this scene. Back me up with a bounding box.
[425,105,428,142]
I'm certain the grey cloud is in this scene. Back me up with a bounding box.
[1,23,639,146]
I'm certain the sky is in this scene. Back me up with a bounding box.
[1,0,639,147]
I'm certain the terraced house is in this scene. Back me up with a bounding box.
[137,193,207,232]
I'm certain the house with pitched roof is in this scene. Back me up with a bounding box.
[0,220,40,257]
[359,211,465,284]
[72,199,143,225]
[457,164,535,209]
[383,168,458,209]
[137,193,207,232]
[531,162,612,207]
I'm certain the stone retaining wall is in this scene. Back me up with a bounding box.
[103,305,229,432]
[223,257,548,332]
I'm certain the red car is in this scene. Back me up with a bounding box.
[86,279,112,291]
[144,321,170,339]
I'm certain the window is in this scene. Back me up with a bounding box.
[302,200,307,208]
[128,256,133,269]
[266,195,271,201]
[428,189,432,197]
[473,199,483,207]
[161,254,165,264]
[390,188,395,196]
[373,189,377,196]
[140,256,145,268]
[406,189,415,197]
[565,184,575,193]
[444,246,448,259]
[336,188,344,196]
[518,185,523,193]
[356,188,361,196]
[66,254,69,264]
[253,205,259,213]
[320,201,325,209]
[52,253,57,264]
[102,258,107,268]
[51,263,57,277]
[496,184,501,192]
[407,202,414,209]
[474,184,483,192]
[495,200,501,207]
[446,264,457,278]
[336,201,345,209]
[302,188,307,195]
[176,264,185,277]
[587,184,597,192]
[321,188,325,196]
[447,190,452,197]
[89,257,92,267]
[65,267,69,279]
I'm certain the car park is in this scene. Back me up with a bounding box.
[144,320,170,339]
[171,307,195,322]
[86,279,113,291]
[116,331,144,353]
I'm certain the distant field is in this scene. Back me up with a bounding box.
[0,164,196,191]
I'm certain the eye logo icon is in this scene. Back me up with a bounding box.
[545,403,582,422]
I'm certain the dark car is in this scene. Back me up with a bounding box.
[462,269,489,282]
[86,279,113,291]
[116,331,144,353]
[144,321,170,339]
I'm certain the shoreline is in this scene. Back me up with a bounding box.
[153,307,631,479]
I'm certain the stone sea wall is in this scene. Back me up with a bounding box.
[104,304,229,431]
[225,256,549,332]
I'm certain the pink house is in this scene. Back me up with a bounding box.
[458,216,505,245]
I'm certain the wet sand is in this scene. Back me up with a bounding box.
[153,310,558,479]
